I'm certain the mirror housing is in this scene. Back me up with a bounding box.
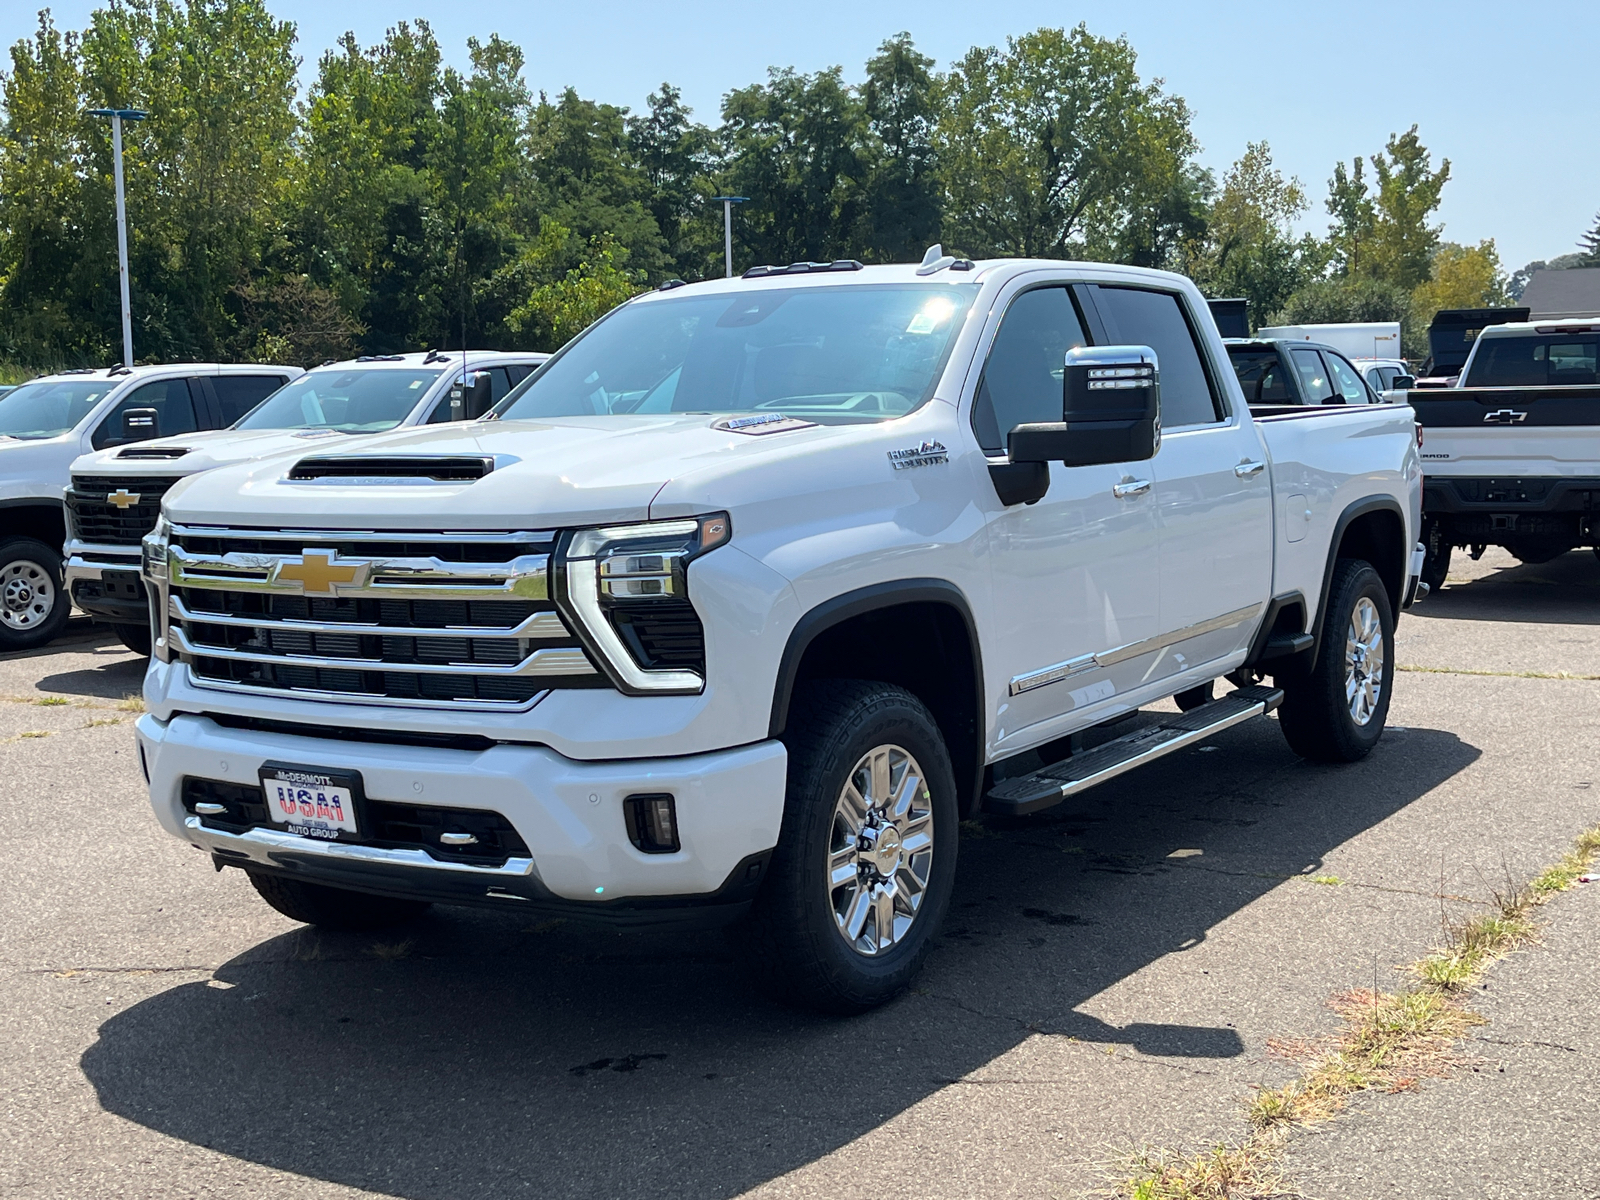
[120,407,159,443]
[1390,373,1416,391]
[1009,345,1160,468]
[449,371,495,420]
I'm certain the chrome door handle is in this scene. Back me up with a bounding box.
[1234,460,1266,478]
[1112,478,1152,499]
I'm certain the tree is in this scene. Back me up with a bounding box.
[935,25,1195,260]
[1325,157,1374,277]
[1272,277,1418,354]
[1187,142,1324,324]
[505,222,646,348]
[1365,125,1449,288]
[1579,210,1600,267]
[626,84,718,281]
[1412,240,1507,320]
[721,66,866,266]
[856,33,941,263]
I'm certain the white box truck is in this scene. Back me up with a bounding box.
[1256,322,1402,364]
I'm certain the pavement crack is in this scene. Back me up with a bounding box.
[33,965,215,976]
[1472,1035,1579,1053]
[1170,859,1480,903]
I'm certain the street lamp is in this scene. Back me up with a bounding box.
[710,195,748,278]
[88,107,147,369]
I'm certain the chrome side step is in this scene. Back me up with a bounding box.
[984,684,1284,816]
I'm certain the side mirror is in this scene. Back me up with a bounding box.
[449,371,495,420]
[1009,345,1160,468]
[1390,374,1416,391]
[120,407,159,442]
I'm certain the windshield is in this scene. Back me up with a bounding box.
[0,379,113,439]
[234,368,443,432]
[495,283,977,424]
[1466,334,1600,387]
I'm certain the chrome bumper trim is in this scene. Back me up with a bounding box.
[184,816,538,877]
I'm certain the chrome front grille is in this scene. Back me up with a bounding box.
[163,526,601,710]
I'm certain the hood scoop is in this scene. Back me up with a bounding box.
[287,454,496,483]
[118,445,191,459]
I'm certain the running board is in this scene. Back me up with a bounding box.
[984,684,1284,816]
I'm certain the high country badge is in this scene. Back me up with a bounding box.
[887,440,949,470]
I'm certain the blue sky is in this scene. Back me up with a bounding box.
[6,0,1594,272]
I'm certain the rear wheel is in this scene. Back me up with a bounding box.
[0,538,71,652]
[112,622,151,656]
[246,870,431,931]
[1276,559,1394,763]
[1420,520,1451,593]
[731,680,958,1013]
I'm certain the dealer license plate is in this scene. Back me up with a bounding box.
[259,764,361,839]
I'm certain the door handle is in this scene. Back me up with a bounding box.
[1112,478,1152,499]
[1234,460,1266,478]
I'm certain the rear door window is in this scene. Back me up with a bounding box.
[971,286,1089,454]
[214,374,289,425]
[1227,349,1293,403]
[1289,349,1337,403]
[92,377,201,448]
[1091,287,1222,426]
[1326,353,1370,403]
[1468,335,1600,386]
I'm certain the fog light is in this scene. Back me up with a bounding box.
[624,793,680,854]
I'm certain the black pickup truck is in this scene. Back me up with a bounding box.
[1223,339,1382,406]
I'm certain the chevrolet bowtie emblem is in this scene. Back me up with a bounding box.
[270,550,370,595]
[107,489,141,509]
[1482,409,1527,424]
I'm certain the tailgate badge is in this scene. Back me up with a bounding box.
[1482,409,1527,424]
[271,550,371,595]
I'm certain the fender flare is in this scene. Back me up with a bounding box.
[1309,495,1407,670]
[768,578,987,810]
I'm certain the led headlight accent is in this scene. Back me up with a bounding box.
[141,514,170,582]
[561,514,729,694]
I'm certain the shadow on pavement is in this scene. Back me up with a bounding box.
[35,653,146,700]
[80,715,1479,1200]
[1416,549,1600,626]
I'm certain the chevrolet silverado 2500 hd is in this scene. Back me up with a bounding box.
[65,351,547,655]
[134,255,1424,1012]
[1412,317,1600,588]
[0,362,301,651]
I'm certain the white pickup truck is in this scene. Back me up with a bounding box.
[0,362,301,651]
[134,255,1425,1011]
[64,351,547,654]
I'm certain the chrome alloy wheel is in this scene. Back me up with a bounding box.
[1344,596,1385,726]
[827,743,935,956]
[0,558,56,632]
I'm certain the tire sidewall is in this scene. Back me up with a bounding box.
[1325,562,1395,754]
[0,537,70,651]
[765,683,960,1007]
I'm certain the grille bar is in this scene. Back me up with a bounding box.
[170,524,554,544]
[171,625,596,677]
[169,547,550,600]
[168,595,569,640]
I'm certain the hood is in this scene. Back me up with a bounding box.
[0,432,82,501]
[160,415,863,529]
[70,427,352,479]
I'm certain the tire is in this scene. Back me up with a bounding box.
[1420,520,1451,593]
[0,537,71,652]
[245,869,431,931]
[1507,537,1574,566]
[113,622,152,656]
[1276,559,1394,763]
[731,680,959,1014]
[1174,681,1215,711]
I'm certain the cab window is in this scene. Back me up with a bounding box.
[92,378,200,448]
[1289,349,1336,403]
[971,287,1088,454]
[1325,353,1371,404]
[1091,286,1222,426]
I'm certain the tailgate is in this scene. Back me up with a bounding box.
[1412,386,1600,476]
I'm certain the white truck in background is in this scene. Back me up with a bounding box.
[1256,322,1403,365]
[0,362,301,652]
[134,254,1425,1012]
[65,351,548,654]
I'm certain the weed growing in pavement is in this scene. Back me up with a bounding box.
[17,730,50,739]
[1397,663,1600,681]
[115,694,145,713]
[1112,822,1600,1199]
[33,696,69,706]
[83,717,123,728]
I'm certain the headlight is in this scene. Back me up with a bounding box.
[141,514,170,582]
[559,514,730,694]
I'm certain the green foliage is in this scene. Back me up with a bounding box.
[506,225,646,348]
[857,33,942,263]
[1579,211,1600,267]
[936,25,1196,259]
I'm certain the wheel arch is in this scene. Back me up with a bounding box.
[770,579,986,816]
[1311,496,1407,670]
[0,499,67,553]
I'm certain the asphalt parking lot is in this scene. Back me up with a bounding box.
[3,548,1598,1199]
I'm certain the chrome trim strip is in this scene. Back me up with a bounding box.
[170,524,555,544]
[168,547,550,600]
[66,540,145,560]
[564,558,704,694]
[1008,604,1261,694]
[169,596,569,641]
[178,667,548,712]
[171,625,597,677]
[184,816,538,877]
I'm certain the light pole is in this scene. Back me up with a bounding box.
[88,107,147,368]
[710,195,748,278]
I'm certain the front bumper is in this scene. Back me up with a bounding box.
[136,712,787,923]
[65,541,147,622]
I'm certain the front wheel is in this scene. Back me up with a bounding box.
[113,622,152,656]
[731,680,959,1013]
[0,538,71,652]
[1276,559,1394,763]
